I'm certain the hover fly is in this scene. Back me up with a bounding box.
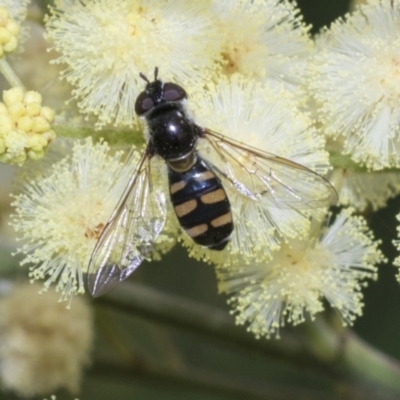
[87,67,337,297]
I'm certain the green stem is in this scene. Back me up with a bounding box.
[26,6,45,26]
[95,283,334,375]
[303,316,400,396]
[344,331,400,392]
[329,151,400,173]
[53,124,145,147]
[0,58,25,89]
[91,356,337,400]
[49,123,400,175]
[95,283,400,398]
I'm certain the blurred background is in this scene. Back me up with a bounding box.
[2,0,400,399]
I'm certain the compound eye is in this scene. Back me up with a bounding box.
[135,91,154,115]
[163,83,187,102]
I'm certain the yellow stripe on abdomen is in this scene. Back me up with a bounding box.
[185,224,208,237]
[194,171,215,181]
[211,211,232,228]
[170,180,186,194]
[200,189,226,204]
[174,199,197,217]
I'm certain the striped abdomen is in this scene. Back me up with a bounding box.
[168,156,233,250]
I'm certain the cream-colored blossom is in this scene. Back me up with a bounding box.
[0,283,93,396]
[45,0,220,128]
[212,0,312,95]
[0,87,56,165]
[10,138,139,302]
[10,137,176,303]
[182,74,331,264]
[330,168,400,211]
[311,0,400,170]
[217,208,383,338]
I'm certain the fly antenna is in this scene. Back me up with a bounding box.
[139,72,150,84]
[154,66,159,81]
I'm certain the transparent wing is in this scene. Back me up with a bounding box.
[87,149,167,297]
[200,128,337,209]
